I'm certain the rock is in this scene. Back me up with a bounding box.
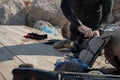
[116,21,120,26]
[33,20,54,29]
[26,0,68,28]
[112,0,120,23]
[103,24,120,70]
[113,0,120,13]
[0,0,26,25]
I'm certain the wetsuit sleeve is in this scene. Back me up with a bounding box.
[98,0,113,32]
[61,0,83,27]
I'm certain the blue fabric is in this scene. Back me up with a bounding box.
[54,58,88,72]
[40,25,59,36]
[54,60,63,69]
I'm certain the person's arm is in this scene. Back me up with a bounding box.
[61,0,83,27]
[98,0,113,33]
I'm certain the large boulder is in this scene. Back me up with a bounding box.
[103,24,120,70]
[106,1,120,69]
[26,0,68,28]
[0,0,26,25]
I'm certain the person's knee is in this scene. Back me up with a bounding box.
[61,22,70,38]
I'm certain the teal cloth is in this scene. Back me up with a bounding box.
[40,25,59,36]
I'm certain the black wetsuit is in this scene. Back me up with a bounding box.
[61,0,113,40]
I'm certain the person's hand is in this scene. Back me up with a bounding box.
[78,25,93,38]
[93,30,100,37]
